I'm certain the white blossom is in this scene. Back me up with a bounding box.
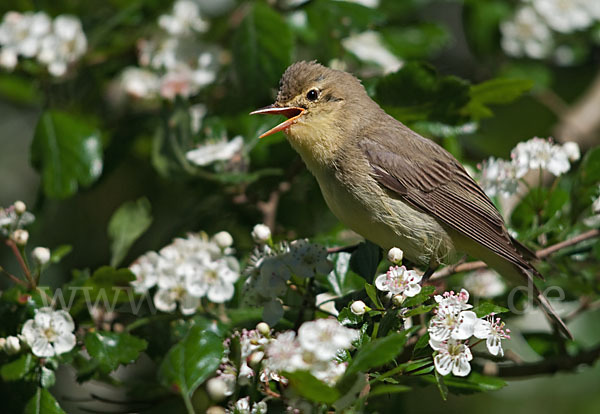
[11,229,29,245]
[213,231,234,249]
[387,247,404,264]
[341,30,402,74]
[477,156,519,198]
[533,0,594,33]
[350,300,368,315]
[297,318,358,361]
[473,314,511,357]
[32,247,51,265]
[428,290,477,341]
[265,331,306,372]
[158,0,209,36]
[500,7,552,59]
[375,265,422,298]
[13,200,26,214]
[285,239,333,278]
[251,224,271,244]
[120,67,160,99]
[206,375,234,401]
[4,336,21,355]
[430,338,473,377]
[463,269,505,298]
[186,136,244,166]
[593,191,600,214]
[511,137,571,177]
[36,15,87,77]
[130,251,161,293]
[562,141,580,162]
[21,307,76,357]
[0,201,35,237]
[131,232,240,313]
[190,103,207,134]
[316,292,339,316]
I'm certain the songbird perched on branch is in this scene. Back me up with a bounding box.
[251,61,572,339]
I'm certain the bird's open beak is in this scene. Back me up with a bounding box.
[250,105,305,138]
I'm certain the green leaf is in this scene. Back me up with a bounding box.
[1,354,35,381]
[376,62,471,124]
[108,198,153,267]
[523,333,562,358]
[350,241,381,282]
[572,146,600,216]
[402,285,435,308]
[328,252,365,296]
[338,307,363,326]
[434,369,448,400]
[471,302,509,318]
[24,388,66,414]
[345,332,411,377]
[40,367,56,389]
[365,283,383,309]
[0,73,41,105]
[463,78,533,120]
[67,266,135,315]
[463,0,512,57]
[84,331,147,373]
[283,370,340,404]
[381,24,449,59]
[369,384,412,398]
[158,327,224,398]
[50,245,72,264]
[442,372,507,394]
[30,110,103,199]
[232,2,293,104]
[404,304,435,317]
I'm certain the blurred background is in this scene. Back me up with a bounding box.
[1,0,599,412]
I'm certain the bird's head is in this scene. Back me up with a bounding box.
[251,61,370,153]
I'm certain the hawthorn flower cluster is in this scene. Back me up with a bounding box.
[478,137,579,197]
[500,0,600,62]
[243,228,333,324]
[428,289,510,377]
[129,232,240,314]
[118,0,220,101]
[209,318,357,408]
[0,11,86,76]
[0,200,34,239]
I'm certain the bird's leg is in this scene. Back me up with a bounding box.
[421,266,439,284]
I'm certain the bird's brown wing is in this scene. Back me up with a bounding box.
[359,132,542,278]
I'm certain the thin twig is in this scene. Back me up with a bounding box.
[429,228,600,280]
[0,267,28,287]
[5,239,35,288]
[257,182,291,231]
[495,345,600,377]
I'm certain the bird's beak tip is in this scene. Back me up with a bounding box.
[251,105,305,139]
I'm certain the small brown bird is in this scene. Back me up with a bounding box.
[251,61,572,339]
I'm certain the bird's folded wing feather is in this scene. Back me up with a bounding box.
[359,132,541,278]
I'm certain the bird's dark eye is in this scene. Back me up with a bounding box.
[306,89,319,101]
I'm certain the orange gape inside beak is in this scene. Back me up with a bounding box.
[250,105,305,138]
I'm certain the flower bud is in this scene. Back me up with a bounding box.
[562,142,580,162]
[5,336,20,355]
[387,247,403,264]
[206,407,227,414]
[206,376,233,402]
[14,201,26,215]
[256,322,270,336]
[32,247,51,265]
[251,224,271,243]
[213,231,233,248]
[248,351,264,368]
[350,300,368,315]
[11,229,29,246]
[392,294,405,307]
